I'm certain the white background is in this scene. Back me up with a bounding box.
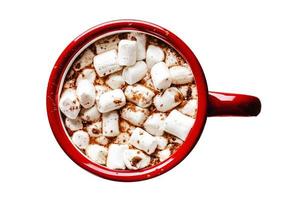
[0,0,299,199]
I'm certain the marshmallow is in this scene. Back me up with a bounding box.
[80,105,100,122]
[129,128,157,154]
[121,103,149,126]
[73,49,95,71]
[178,99,198,118]
[105,72,125,89]
[59,88,81,119]
[155,136,168,150]
[95,136,109,146]
[128,32,146,60]
[65,117,83,131]
[122,61,148,85]
[85,144,108,165]
[95,35,119,55]
[157,149,171,162]
[76,68,96,85]
[146,45,164,68]
[86,121,102,137]
[97,89,126,113]
[93,49,122,77]
[71,130,89,149]
[164,110,195,141]
[118,40,137,66]
[124,84,155,108]
[169,65,193,85]
[151,62,172,90]
[165,48,180,67]
[143,113,166,136]
[76,79,96,109]
[123,149,151,170]
[153,87,183,112]
[141,72,156,91]
[102,111,120,137]
[95,85,111,101]
[114,132,130,144]
[106,144,129,169]
[177,84,198,100]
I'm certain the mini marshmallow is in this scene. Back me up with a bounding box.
[129,128,157,154]
[169,65,193,85]
[153,87,183,112]
[143,113,166,136]
[93,49,122,77]
[123,149,150,170]
[178,99,198,118]
[155,136,168,150]
[71,130,89,149]
[80,105,100,122]
[177,84,198,100]
[59,88,81,119]
[106,144,129,169]
[65,117,83,131]
[95,35,119,55]
[76,68,96,85]
[85,144,108,165]
[95,85,111,101]
[141,72,156,91]
[122,61,148,85]
[165,48,180,67]
[95,135,109,146]
[151,62,172,90]
[76,79,96,109]
[73,49,95,71]
[118,40,137,66]
[157,149,171,162]
[114,132,130,144]
[105,72,125,89]
[86,121,102,137]
[128,32,146,60]
[124,84,155,108]
[146,45,165,68]
[102,111,120,137]
[97,89,126,113]
[121,103,149,126]
[164,110,195,141]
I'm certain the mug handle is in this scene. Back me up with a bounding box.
[207,92,261,117]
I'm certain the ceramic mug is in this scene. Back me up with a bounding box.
[46,19,261,181]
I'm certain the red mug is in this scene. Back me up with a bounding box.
[46,19,261,181]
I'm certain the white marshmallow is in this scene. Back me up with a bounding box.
[146,45,164,68]
[124,84,155,108]
[150,62,172,90]
[129,128,157,154]
[155,136,168,150]
[102,111,120,137]
[122,61,148,85]
[141,72,156,91]
[80,105,100,122]
[164,110,195,141]
[143,113,166,136]
[114,132,130,144]
[95,136,109,146]
[165,48,180,67]
[76,79,96,109]
[65,117,83,131]
[128,32,146,60]
[118,40,137,66]
[76,68,96,85]
[95,85,111,101]
[93,49,122,77]
[85,144,108,165]
[123,149,151,170]
[71,130,89,149]
[121,104,149,126]
[59,88,81,119]
[106,144,129,169]
[95,35,119,55]
[73,49,95,71]
[178,99,198,118]
[157,149,171,162]
[177,84,198,99]
[86,121,102,137]
[105,72,125,89]
[153,87,183,112]
[97,89,126,113]
[169,65,193,85]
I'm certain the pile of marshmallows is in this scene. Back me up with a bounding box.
[59,33,198,170]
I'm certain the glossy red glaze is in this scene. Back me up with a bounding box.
[46,19,260,182]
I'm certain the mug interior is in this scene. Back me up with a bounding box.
[47,20,208,181]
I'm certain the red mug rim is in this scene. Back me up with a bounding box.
[46,19,208,181]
